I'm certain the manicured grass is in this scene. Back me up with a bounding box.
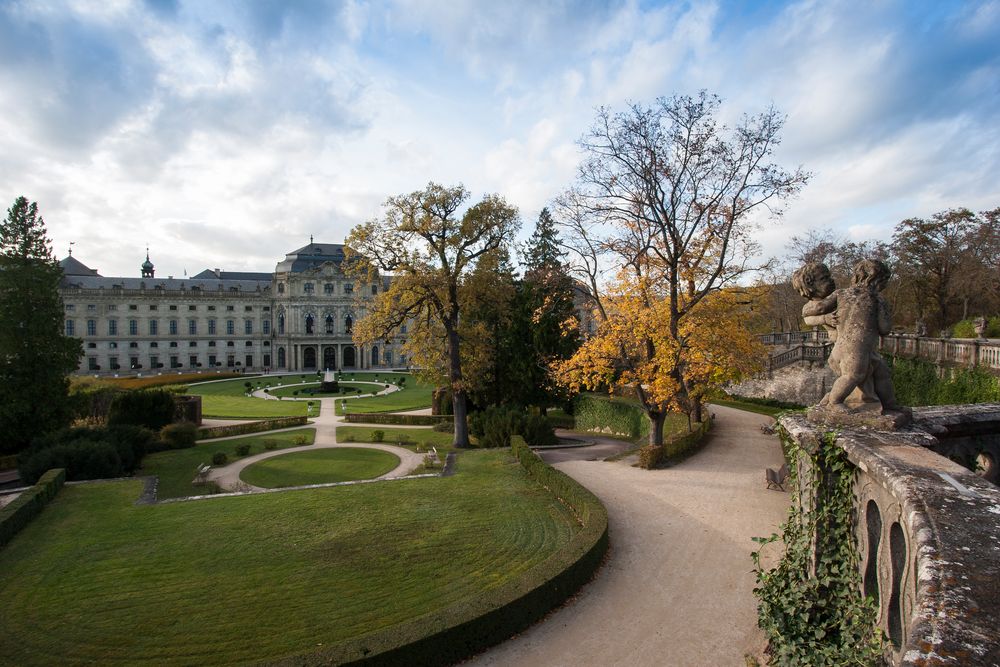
[186,373,314,396]
[270,381,381,398]
[196,395,318,418]
[335,374,433,414]
[336,425,459,450]
[0,450,580,666]
[240,448,400,488]
[141,428,316,499]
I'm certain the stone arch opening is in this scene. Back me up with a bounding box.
[887,522,906,647]
[277,346,286,368]
[323,346,336,370]
[303,347,317,369]
[863,500,882,604]
[343,345,356,368]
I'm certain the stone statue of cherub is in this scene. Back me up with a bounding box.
[792,259,910,428]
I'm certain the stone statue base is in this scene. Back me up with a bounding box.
[807,403,913,431]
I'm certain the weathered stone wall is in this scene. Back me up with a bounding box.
[780,409,1000,666]
[728,361,834,405]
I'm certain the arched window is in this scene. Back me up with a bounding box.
[325,314,334,334]
[277,283,285,294]
[278,313,285,334]
[277,347,286,368]
[345,315,353,334]
[371,345,379,366]
[305,314,314,334]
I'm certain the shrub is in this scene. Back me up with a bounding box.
[263,440,278,451]
[104,424,157,471]
[469,406,526,449]
[343,434,355,442]
[235,444,252,457]
[432,421,454,433]
[344,413,453,426]
[293,390,299,396]
[371,430,385,443]
[108,389,177,430]
[293,434,310,446]
[211,452,228,466]
[18,439,122,484]
[522,414,558,446]
[196,416,308,439]
[159,422,198,450]
[638,444,664,469]
[396,434,410,445]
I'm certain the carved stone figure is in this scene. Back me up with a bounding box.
[974,316,988,339]
[795,259,911,429]
[914,320,927,337]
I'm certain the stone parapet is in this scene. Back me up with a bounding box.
[780,409,1000,666]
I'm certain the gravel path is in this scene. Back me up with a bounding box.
[466,404,789,667]
[206,397,425,491]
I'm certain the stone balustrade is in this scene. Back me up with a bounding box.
[758,332,1000,373]
[780,407,1000,666]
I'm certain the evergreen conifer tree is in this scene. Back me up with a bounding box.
[0,197,81,453]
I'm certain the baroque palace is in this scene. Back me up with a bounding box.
[59,242,404,375]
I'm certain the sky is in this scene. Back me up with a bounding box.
[1,0,998,279]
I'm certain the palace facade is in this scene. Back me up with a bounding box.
[59,242,405,375]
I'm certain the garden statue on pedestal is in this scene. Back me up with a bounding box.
[321,369,339,393]
[793,259,911,429]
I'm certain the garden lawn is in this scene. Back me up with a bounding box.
[142,428,315,499]
[196,395,318,419]
[240,448,399,488]
[0,450,580,666]
[186,373,315,396]
[334,374,433,414]
[336,425,460,450]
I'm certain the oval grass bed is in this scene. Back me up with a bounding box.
[240,448,400,488]
[269,382,382,398]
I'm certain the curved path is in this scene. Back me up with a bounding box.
[206,396,425,491]
[466,404,789,667]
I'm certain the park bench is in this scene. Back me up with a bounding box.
[765,463,789,491]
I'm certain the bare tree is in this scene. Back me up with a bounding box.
[554,92,809,438]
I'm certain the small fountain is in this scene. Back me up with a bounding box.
[320,369,339,393]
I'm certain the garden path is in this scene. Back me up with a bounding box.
[466,403,789,667]
[206,397,425,491]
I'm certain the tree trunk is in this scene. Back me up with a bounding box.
[446,325,470,448]
[692,399,702,426]
[648,411,666,447]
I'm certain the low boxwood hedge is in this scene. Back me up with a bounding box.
[270,438,609,666]
[343,414,454,426]
[0,468,65,549]
[637,415,713,470]
[196,416,309,440]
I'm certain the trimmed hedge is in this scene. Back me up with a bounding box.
[271,439,609,666]
[108,389,177,430]
[342,413,454,426]
[574,393,649,439]
[196,416,309,440]
[637,415,713,470]
[19,426,157,484]
[0,468,65,549]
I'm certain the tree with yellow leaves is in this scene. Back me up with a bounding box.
[345,183,520,448]
[553,92,808,445]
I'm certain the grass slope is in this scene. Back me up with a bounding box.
[336,425,459,449]
[0,451,579,666]
[196,395,316,418]
[240,448,400,488]
[142,428,316,499]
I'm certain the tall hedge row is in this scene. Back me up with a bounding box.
[0,468,65,548]
[887,356,1000,406]
[574,393,649,439]
[270,440,609,666]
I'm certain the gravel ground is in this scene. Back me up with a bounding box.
[465,404,789,667]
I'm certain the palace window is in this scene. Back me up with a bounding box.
[245,305,253,312]
[169,320,178,335]
[344,283,353,294]
[345,315,353,334]
[169,305,177,311]
[278,314,285,334]
[87,304,96,312]
[277,283,285,294]
[150,355,159,369]
[87,319,96,336]
[65,304,75,312]
[189,341,197,347]
[150,342,158,348]
[324,283,334,295]
[129,319,138,336]
[189,305,196,311]
[226,320,235,335]
[189,319,197,335]
[87,342,96,349]
[109,342,117,349]
[325,315,334,334]
[208,341,216,347]
[129,342,138,348]
[149,320,158,335]
[109,357,119,370]
[108,304,117,311]
[207,305,216,311]
[262,319,270,334]
[305,314,315,334]
[244,320,253,334]
[65,320,75,336]
[208,319,216,335]
[304,282,314,295]
[108,320,118,336]
[245,341,252,347]
[372,284,378,295]
[149,305,157,311]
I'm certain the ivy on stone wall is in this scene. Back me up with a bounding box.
[752,430,884,666]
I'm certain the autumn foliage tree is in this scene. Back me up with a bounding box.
[345,183,519,448]
[553,92,808,445]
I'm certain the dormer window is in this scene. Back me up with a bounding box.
[324,283,334,295]
[304,282,314,295]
